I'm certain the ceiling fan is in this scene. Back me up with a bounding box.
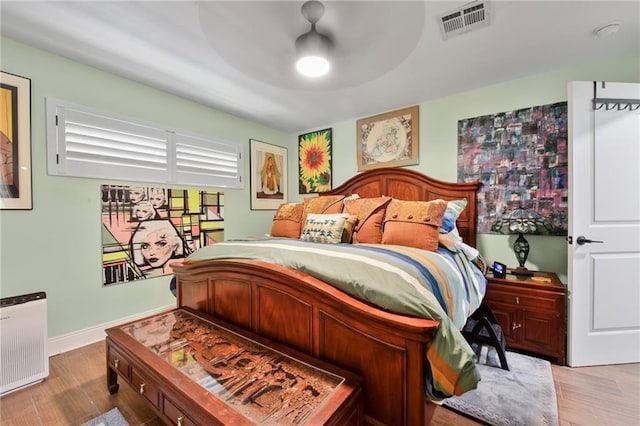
[295,0,333,78]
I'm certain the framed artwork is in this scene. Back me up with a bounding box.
[457,101,568,235]
[298,128,332,194]
[356,105,419,171]
[250,139,287,210]
[101,184,224,285]
[1,71,32,210]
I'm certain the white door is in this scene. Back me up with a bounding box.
[568,81,640,367]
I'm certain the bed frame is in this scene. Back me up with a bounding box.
[173,168,481,426]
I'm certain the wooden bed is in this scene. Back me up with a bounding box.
[173,168,481,426]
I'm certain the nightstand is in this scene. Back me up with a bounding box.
[483,270,566,365]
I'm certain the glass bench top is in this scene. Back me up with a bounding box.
[121,309,344,425]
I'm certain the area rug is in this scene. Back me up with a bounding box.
[81,407,130,426]
[443,346,559,426]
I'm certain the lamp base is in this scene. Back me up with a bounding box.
[512,266,534,276]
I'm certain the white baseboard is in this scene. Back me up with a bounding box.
[48,304,175,356]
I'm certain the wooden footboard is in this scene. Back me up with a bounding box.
[173,168,481,425]
[173,259,438,426]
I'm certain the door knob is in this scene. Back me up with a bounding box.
[576,236,604,245]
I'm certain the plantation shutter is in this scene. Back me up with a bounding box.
[47,98,243,188]
[173,132,242,187]
[53,106,168,182]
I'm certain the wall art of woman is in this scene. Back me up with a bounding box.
[260,153,281,196]
[130,219,186,278]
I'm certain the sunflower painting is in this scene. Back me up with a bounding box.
[298,128,332,194]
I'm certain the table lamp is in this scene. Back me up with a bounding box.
[492,207,551,276]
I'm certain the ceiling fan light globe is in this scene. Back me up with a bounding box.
[296,56,330,77]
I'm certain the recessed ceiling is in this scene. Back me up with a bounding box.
[198,1,426,90]
[1,1,638,133]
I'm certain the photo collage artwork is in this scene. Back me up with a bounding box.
[457,102,568,235]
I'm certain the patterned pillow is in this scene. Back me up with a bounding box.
[382,199,447,251]
[300,213,350,244]
[341,215,359,243]
[270,202,304,238]
[342,196,392,244]
[301,195,346,229]
[303,195,346,214]
[440,199,468,234]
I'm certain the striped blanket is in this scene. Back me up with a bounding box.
[187,238,487,400]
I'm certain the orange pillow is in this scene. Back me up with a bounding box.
[303,195,345,214]
[342,215,359,243]
[270,202,304,238]
[382,199,447,251]
[343,197,392,244]
[301,195,345,227]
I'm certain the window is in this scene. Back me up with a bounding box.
[46,98,243,188]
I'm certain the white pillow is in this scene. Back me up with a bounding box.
[300,213,350,244]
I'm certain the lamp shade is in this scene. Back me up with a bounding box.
[492,208,551,235]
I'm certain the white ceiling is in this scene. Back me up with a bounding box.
[1,1,638,133]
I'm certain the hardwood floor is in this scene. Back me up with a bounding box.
[0,340,638,425]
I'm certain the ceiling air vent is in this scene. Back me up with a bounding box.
[438,1,491,40]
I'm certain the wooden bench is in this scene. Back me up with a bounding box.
[106,308,364,425]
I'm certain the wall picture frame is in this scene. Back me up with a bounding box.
[457,101,568,234]
[298,127,332,194]
[101,184,224,285]
[1,71,32,210]
[250,139,287,210]
[356,105,419,171]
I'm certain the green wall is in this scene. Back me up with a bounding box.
[316,50,639,284]
[1,35,638,345]
[0,38,288,341]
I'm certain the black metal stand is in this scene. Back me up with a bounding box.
[462,305,509,371]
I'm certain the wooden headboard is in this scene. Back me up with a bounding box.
[326,167,481,247]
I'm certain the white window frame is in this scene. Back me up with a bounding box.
[46,98,243,188]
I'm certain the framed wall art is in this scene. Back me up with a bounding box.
[298,127,332,194]
[356,105,419,171]
[1,71,32,210]
[457,101,568,235]
[101,184,224,285]
[250,139,287,210]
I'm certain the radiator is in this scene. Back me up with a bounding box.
[0,292,49,395]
